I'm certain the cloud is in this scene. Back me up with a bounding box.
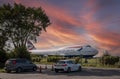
[80,0,120,55]
[0,0,120,56]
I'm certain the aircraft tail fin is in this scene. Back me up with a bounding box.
[26,41,36,50]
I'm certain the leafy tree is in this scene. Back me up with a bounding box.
[0,50,8,68]
[8,46,31,60]
[0,17,8,65]
[99,55,119,65]
[0,3,50,48]
[0,3,50,59]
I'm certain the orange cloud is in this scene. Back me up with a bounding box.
[14,0,81,27]
[9,0,120,56]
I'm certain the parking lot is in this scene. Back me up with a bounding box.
[0,67,120,79]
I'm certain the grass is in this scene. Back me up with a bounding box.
[0,68,5,73]
[79,58,120,68]
[32,57,120,68]
[34,58,55,65]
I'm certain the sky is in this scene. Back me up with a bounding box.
[0,0,120,56]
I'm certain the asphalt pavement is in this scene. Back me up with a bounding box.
[0,66,120,79]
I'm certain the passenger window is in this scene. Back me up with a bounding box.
[67,61,75,64]
[17,60,26,63]
[26,60,32,64]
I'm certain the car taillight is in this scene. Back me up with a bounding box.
[13,60,16,65]
[62,64,67,66]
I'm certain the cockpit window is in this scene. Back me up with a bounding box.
[78,47,83,51]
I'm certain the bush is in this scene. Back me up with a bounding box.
[75,57,81,64]
[99,56,119,65]
[0,50,8,68]
[32,58,41,62]
[47,57,61,63]
[0,50,8,63]
[8,46,31,60]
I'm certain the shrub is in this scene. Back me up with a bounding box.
[8,46,31,60]
[47,57,61,63]
[99,56,119,65]
[75,57,81,64]
[0,50,8,68]
[32,58,41,62]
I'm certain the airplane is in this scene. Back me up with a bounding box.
[27,42,98,58]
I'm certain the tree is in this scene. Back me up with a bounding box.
[99,55,119,65]
[0,12,9,65]
[0,3,50,59]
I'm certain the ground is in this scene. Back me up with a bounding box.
[0,66,120,79]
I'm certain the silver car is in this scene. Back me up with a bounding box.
[4,58,37,73]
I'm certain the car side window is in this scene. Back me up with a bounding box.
[67,61,75,64]
[26,60,32,64]
[17,60,26,63]
[67,61,71,64]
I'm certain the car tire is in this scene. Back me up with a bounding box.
[33,67,37,71]
[55,69,59,73]
[67,67,71,73]
[78,66,82,71]
[16,67,22,73]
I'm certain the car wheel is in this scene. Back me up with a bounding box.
[16,67,22,73]
[67,67,71,73]
[78,66,82,71]
[55,69,59,73]
[33,67,37,71]
[6,70,11,73]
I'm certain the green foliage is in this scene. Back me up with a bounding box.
[0,33,8,51]
[0,3,50,60]
[75,57,81,64]
[8,46,31,60]
[32,58,41,62]
[99,55,119,65]
[0,3,50,50]
[0,50,8,68]
[0,50,7,63]
[0,68,5,73]
[47,56,61,63]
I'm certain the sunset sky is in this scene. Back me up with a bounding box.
[0,0,120,56]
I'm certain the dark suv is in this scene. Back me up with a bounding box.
[4,58,37,73]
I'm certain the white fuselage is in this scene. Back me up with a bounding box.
[29,45,98,58]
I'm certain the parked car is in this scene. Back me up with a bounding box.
[54,60,82,73]
[4,58,37,73]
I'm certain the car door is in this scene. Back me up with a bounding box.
[74,62,80,71]
[20,59,32,70]
[17,59,28,70]
[25,60,34,70]
[73,63,79,71]
[67,61,75,71]
[70,61,79,71]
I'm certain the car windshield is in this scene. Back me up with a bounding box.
[57,61,65,64]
